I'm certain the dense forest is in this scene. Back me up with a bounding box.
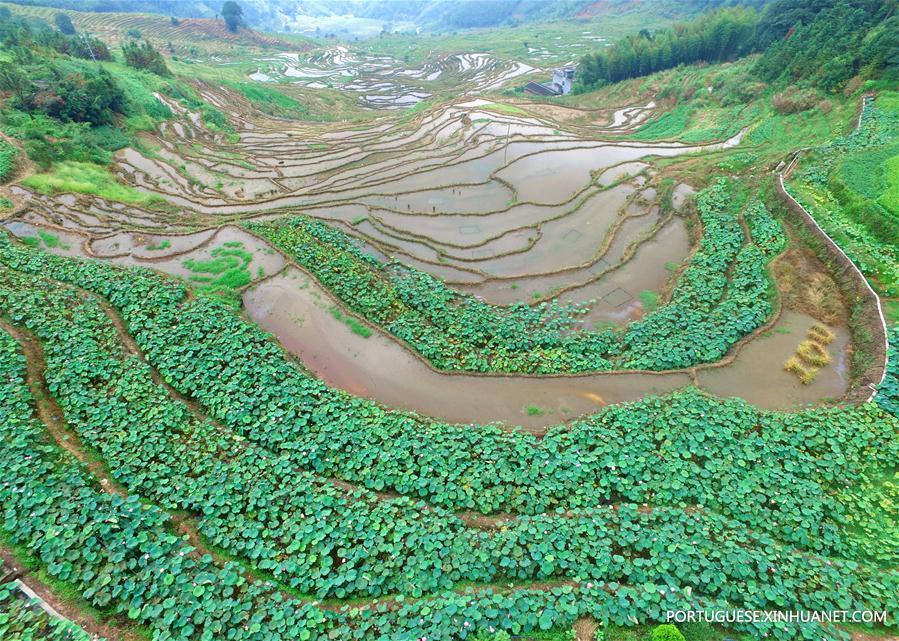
[576,7,758,88]
[576,0,897,92]
[753,0,897,90]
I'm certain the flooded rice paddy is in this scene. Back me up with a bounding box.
[246,48,538,109]
[3,76,855,426]
[6,218,851,429]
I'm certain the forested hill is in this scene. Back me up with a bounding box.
[575,0,898,92]
[2,0,770,33]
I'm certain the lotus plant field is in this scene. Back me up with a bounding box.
[0,3,897,641]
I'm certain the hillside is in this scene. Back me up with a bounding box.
[0,2,897,641]
[0,2,306,54]
[4,0,773,34]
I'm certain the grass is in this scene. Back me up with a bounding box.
[225,81,311,119]
[638,290,660,312]
[22,161,164,207]
[485,102,528,116]
[36,230,60,248]
[328,306,372,338]
[146,239,171,251]
[631,104,692,140]
[182,244,254,305]
[880,152,899,214]
[525,405,546,416]
[885,300,899,324]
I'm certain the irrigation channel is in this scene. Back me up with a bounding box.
[3,89,860,430]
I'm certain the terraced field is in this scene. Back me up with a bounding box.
[0,4,897,641]
[247,48,538,108]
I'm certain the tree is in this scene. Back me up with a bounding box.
[221,1,243,33]
[574,7,759,90]
[122,40,170,76]
[54,12,76,35]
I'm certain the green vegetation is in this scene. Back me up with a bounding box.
[182,243,253,303]
[0,6,240,204]
[0,2,896,640]
[754,0,897,91]
[0,233,895,639]
[36,229,60,248]
[122,39,170,76]
[329,305,373,337]
[651,625,686,641]
[576,8,758,91]
[0,560,96,640]
[484,102,527,116]
[22,160,162,206]
[637,290,659,312]
[224,81,312,119]
[0,139,17,182]
[578,0,895,95]
[145,239,171,251]
[787,93,899,295]
[877,326,899,416]
[249,178,782,373]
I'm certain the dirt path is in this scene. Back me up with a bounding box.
[0,131,35,215]
[0,320,127,498]
[0,320,145,641]
[0,547,146,641]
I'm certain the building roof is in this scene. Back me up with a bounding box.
[524,81,559,96]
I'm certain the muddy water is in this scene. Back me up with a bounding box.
[5,219,853,425]
[6,222,286,287]
[244,266,851,429]
[698,311,850,408]
[244,267,691,430]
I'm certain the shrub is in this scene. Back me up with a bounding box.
[0,112,127,168]
[9,65,126,126]
[651,624,686,641]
